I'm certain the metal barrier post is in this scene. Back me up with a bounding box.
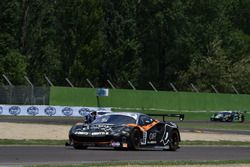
[107,80,116,89]
[86,78,95,88]
[2,74,14,104]
[128,80,136,90]
[211,85,219,93]
[24,76,34,104]
[148,81,158,92]
[44,75,54,87]
[190,83,199,93]
[65,78,74,87]
[169,82,178,92]
[232,85,239,94]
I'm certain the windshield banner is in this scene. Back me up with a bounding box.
[0,104,111,117]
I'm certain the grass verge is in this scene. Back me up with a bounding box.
[0,139,66,145]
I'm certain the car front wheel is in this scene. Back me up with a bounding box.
[128,128,140,150]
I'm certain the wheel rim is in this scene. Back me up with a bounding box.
[134,131,140,147]
[172,134,178,146]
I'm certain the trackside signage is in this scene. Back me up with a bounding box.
[96,88,109,96]
[0,105,111,117]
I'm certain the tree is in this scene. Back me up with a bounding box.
[55,0,105,87]
[21,0,61,85]
[100,0,142,88]
[2,51,27,85]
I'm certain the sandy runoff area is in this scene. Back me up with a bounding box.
[0,122,250,141]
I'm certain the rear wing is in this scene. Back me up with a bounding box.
[148,114,184,121]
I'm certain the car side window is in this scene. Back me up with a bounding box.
[139,115,154,126]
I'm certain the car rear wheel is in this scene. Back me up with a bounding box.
[168,130,179,151]
[128,128,140,150]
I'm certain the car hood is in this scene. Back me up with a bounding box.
[71,123,130,134]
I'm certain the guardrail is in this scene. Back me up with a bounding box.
[0,104,111,117]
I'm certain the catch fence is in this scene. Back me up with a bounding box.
[0,86,49,105]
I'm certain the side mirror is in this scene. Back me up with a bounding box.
[83,117,89,124]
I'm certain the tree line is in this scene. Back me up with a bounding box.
[0,0,249,93]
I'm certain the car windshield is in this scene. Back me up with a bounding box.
[92,114,136,125]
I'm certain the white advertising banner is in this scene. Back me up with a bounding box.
[0,104,111,117]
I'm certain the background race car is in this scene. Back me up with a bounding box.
[210,111,245,122]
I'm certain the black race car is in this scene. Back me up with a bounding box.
[66,112,183,151]
[210,111,245,122]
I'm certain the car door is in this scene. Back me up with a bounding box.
[138,115,160,145]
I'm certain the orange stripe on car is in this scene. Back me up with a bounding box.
[126,124,145,132]
[141,120,159,131]
[127,120,160,132]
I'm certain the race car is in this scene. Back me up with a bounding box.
[210,111,245,122]
[66,112,183,151]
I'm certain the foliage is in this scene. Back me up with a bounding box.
[0,0,249,93]
[1,51,27,85]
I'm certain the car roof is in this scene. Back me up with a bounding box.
[103,112,146,121]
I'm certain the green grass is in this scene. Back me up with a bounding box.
[26,160,250,167]
[0,139,66,145]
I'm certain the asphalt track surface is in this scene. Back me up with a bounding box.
[1,146,250,166]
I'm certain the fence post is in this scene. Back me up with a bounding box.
[148,81,158,92]
[2,74,13,104]
[86,78,95,88]
[211,85,219,93]
[107,80,116,89]
[232,85,239,94]
[44,75,54,87]
[65,78,74,87]
[24,76,34,104]
[128,80,136,90]
[190,83,199,93]
[169,82,178,92]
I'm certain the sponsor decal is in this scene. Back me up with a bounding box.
[9,106,21,116]
[79,108,91,116]
[62,107,73,116]
[44,106,56,116]
[91,132,107,136]
[147,141,157,144]
[111,142,120,147]
[27,106,39,116]
[0,106,3,115]
[75,131,89,135]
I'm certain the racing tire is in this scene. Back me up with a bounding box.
[240,115,245,123]
[128,128,140,150]
[168,130,180,151]
[73,144,88,150]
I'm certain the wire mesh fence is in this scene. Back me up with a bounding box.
[0,86,49,105]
